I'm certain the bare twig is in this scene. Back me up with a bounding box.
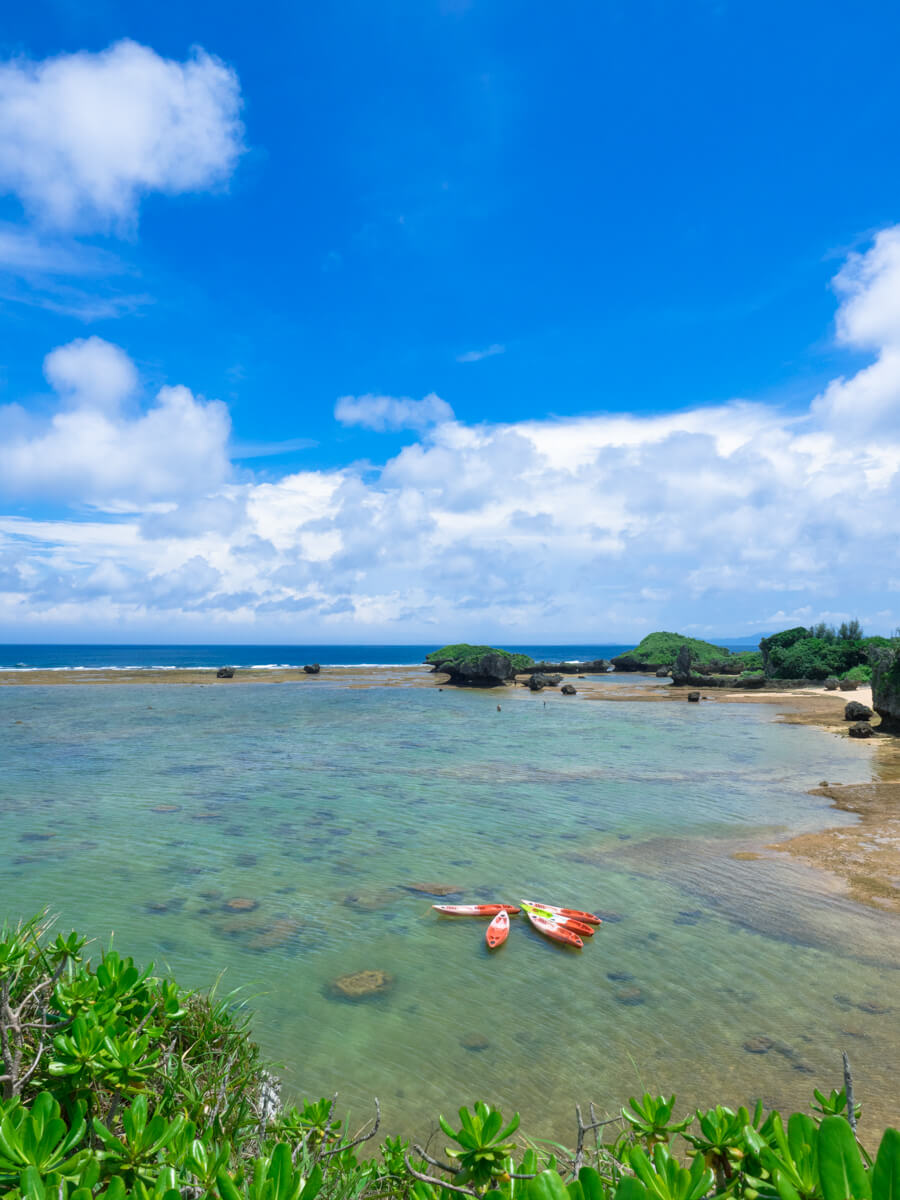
[842,1052,858,1134]
[405,1150,480,1198]
[320,1097,381,1159]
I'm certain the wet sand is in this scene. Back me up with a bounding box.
[3,664,897,914]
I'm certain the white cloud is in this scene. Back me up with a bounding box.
[2,230,900,638]
[0,338,231,507]
[334,392,454,431]
[456,343,505,363]
[0,39,243,232]
[43,336,137,414]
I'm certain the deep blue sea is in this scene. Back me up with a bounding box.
[0,643,752,670]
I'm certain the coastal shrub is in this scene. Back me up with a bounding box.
[611,633,735,671]
[841,664,872,683]
[2,913,899,1200]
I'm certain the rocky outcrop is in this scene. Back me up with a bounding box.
[687,691,700,702]
[303,663,321,674]
[671,644,693,686]
[527,672,564,691]
[870,645,900,733]
[844,700,873,721]
[426,645,533,686]
[839,678,858,691]
[216,667,234,678]
[824,677,840,690]
[561,684,577,695]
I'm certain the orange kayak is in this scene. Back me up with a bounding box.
[525,910,583,948]
[486,908,510,948]
[432,904,521,916]
[521,898,602,925]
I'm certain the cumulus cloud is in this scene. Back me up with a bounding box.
[2,230,900,637]
[0,40,243,231]
[0,338,231,507]
[335,392,455,431]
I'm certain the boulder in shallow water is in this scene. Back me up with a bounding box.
[687,691,701,702]
[528,672,563,691]
[848,722,874,738]
[844,700,873,721]
[329,969,394,1000]
[303,663,321,674]
[561,683,577,695]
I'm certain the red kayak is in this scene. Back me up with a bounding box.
[486,908,510,949]
[521,898,602,925]
[525,910,583,949]
[432,904,521,916]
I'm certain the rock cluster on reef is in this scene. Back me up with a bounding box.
[527,672,564,691]
[869,644,900,733]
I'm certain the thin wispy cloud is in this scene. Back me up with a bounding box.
[456,343,505,363]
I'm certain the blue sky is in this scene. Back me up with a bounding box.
[1,1,899,641]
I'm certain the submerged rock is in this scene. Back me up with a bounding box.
[743,1036,774,1054]
[342,889,398,911]
[614,987,646,1006]
[460,1032,490,1052]
[329,969,394,1000]
[248,918,299,951]
[224,897,259,912]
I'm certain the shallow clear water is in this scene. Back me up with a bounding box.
[2,681,898,1137]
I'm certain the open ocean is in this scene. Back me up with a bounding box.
[0,643,753,670]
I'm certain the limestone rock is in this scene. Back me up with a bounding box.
[844,700,873,721]
[216,667,234,679]
[869,645,900,733]
[561,684,577,695]
[848,722,873,738]
[687,691,700,702]
[403,882,463,896]
[824,676,839,690]
[303,663,321,674]
[528,672,564,691]
[839,678,858,691]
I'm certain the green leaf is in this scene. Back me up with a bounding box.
[614,1179,648,1200]
[873,1130,900,1200]
[577,1167,608,1200]
[525,1169,571,1200]
[819,1117,869,1200]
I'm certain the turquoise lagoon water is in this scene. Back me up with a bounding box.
[2,680,898,1137]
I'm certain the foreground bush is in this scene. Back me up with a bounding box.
[1,914,897,1200]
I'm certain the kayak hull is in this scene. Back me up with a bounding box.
[520,898,601,925]
[432,904,521,916]
[526,910,583,948]
[486,909,510,948]
[520,902,594,936]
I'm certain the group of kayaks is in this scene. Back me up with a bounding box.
[432,899,602,950]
